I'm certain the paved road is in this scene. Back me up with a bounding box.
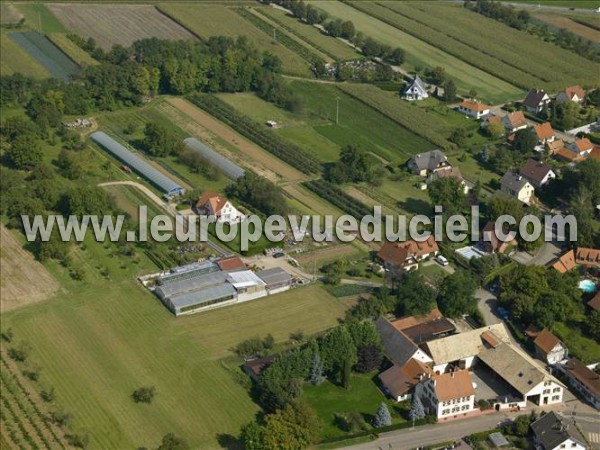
[476,287,501,326]
[511,241,563,266]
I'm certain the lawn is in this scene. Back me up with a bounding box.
[157,3,313,77]
[2,225,347,448]
[307,1,522,103]
[553,321,600,364]
[304,372,408,440]
[420,263,450,285]
[0,31,50,78]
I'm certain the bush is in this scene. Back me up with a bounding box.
[132,386,156,404]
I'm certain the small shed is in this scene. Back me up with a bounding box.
[488,432,510,448]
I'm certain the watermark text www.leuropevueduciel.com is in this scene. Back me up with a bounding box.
[21,205,578,251]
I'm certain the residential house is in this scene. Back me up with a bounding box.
[478,221,516,254]
[378,236,439,272]
[500,171,535,204]
[379,358,433,402]
[530,412,588,450]
[523,89,551,114]
[408,150,452,176]
[533,329,567,365]
[477,342,564,409]
[194,191,244,224]
[532,122,556,146]
[546,139,564,155]
[502,111,528,133]
[556,86,586,104]
[568,138,594,158]
[552,248,600,272]
[375,316,433,367]
[552,250,577,273]
[415,370,477,420]
[588,292,600,311]
[554,146,586,163]
[402,75,428,101]
[427,167,470,194]
[423,323,511,374]
[558,358,600,410]
[519,159,556,188]
[457,99,491,119]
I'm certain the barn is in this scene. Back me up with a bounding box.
[91,131,185,196]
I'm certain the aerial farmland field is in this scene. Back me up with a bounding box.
[157,3,313,77]
[533,13,600,43]
[307,1,523,103]
[0,31,49,78]
[46,3,196,49]
[47,33,99,66]
[0,3,23,25]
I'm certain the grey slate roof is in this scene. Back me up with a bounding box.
[169,283,236,310]
[91,131,184,196]
[158,261,220,285]
[487,432,510,448]
[403,75,428,97]
[410,150,448,172]
[376,316,419,367]
[155,271,229,300]
[500,171,531,192]
[531,412,587,450]
[257,267,292,287]
[523,89,549,109]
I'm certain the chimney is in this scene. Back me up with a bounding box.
[451,371,455,378]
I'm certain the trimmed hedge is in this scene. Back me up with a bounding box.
[304,179,371,220]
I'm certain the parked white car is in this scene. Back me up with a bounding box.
[436,255,449,266]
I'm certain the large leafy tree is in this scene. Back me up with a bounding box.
[262,400,321,450]
[396,271,437,316]
[438,270,479,318]
[320,325,357,382]
[428,177,468,217]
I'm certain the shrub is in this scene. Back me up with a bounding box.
[132,386,156,404]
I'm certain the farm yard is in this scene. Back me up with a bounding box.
[533,13,600,43]
[306,0,522,103]
[157,3,314,77]
[9,31,79,80]
[46,3,196,50]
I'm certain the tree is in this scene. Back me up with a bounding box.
[438,270,479,318]
[132,386,155,404]
[309,351,326,385]
[342,357,352,389]
[340,21,356,39]
[326,144,375,184]
[588,310,600,341]
[142,122,180,157]
[486,122,505,139]
[426,66,447,85]
[396,271,437,316]
[428,177,469,217]
[6,134,42,168]
[449,128,468,146]
[386,47,405,65]
[324,19,343,37]
[408,395,426,421]
[355,345,382,373]
[373,402,392,428]
[263,333,275,350]
[512,128,537,154]
[239,422,265,450]
[156,433,189,450]
[320,325,357,383]
[443,80,457,102]
[262,400,321,450]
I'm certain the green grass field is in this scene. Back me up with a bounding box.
[14,3,68,34]
[1,31,50,78]
[307,1,523,103]
[157,3,313,77]
[258,7,359,61]
[511,0,599,8]
[47,33,99,67]
[3,220,347,449]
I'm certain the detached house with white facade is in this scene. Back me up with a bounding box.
[501,171,535,204]
[415,370,477,421]
[194,191,244,224]
[402,74,428,101]
[457,99,491,119]
[523,89,551,114]
[533,330,567,365]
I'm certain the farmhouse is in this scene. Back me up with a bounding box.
[457,99,491,119]
[376,316,433,367]
[531,412,588,450]
[402,74,428,101]
[533,329,567,365]
[502,111,528,133]
[500,171,535,204]
[194,191,244,224]
[552,248,600,273]
[427,167,469,194]
[379,358,433,402]
[415,370,477,420]
[523,89,551,114]
[558,358,600,410]
[519,159,556,188]
[477,221,516,254]
[377,236,439,272]
[556,86,586,104]
[91,131,185,197]
[408,150,452,176]
[532,122,556,146]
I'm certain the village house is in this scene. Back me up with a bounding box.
[552,247,600,273]
[402,74,428,101]
[519,159,556,188]
[532,122,556,147]
[523,89,551,114]
[530,412,588,450]
[558,358,600,410]
[194,191,245,224]
[457,99,491,119]
[408,150,452,176]
[567,138,594,158]
[500,171,535,204]
[477,221,516,254]
[379,358,433,402]
[415,370,477,420]
[556,86,586,105]
[427,167,470,194]
[533,329,568,365]
[502,111,528,133]
[377,235,440,272]
[375,316,433,367]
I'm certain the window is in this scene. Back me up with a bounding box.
[553,388,561,393]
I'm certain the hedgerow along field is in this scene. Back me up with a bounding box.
[374,2,600,91]
[533,13,600,43]
[307,0,522,103]
[1,197,348,449]
[47,33,99,67]
[46,3,196,50]
[10,31,79,80]
[157,3,313,77]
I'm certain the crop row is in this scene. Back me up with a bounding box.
[0,405,26,450]
[188,93,321,174]
[235,7,324,66]
[1,356,65,449]
[304,179,371,220]
[350,2,542,90]
[0,394,38,449]
[386,2,597,88]
[336,83,451,151]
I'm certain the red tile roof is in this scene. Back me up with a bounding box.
[564,358,600,400]
[505,111,527,129]
[590,147,600,162]
[391,308,444,331]
[552,250,576,273]
[379,358,434,397]
[216,256,246,272]
[196,191,228,215]
[573,138,593,153]
[432,370,475,402]
[378,236,439,268]
[533,122,555,141]
[533,329,563,355]
[554,146,584,162]
[563,86,585,101]
[576,247,600,267]
[588,292,600,311]
[458,99,490,112]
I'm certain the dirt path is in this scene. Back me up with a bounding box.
[0,226,60,313]
[165,97,306,183]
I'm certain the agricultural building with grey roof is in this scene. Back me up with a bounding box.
[257,268,292,294]
[183,137,245,180]
[91,131,185,196]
